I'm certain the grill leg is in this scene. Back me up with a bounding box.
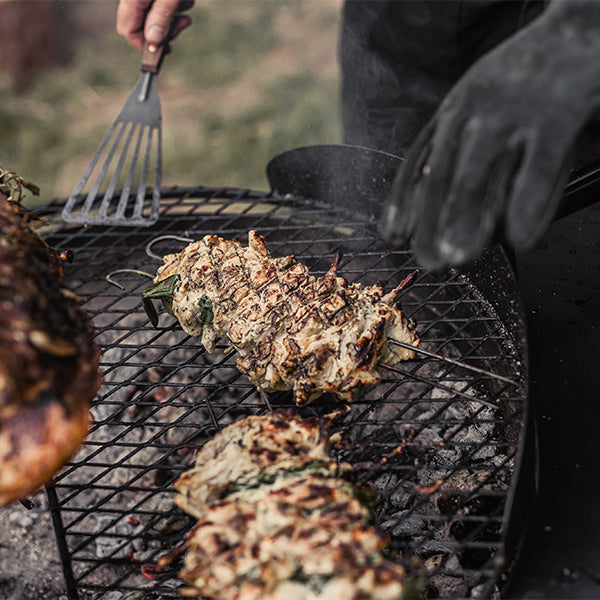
[46,484,80,600]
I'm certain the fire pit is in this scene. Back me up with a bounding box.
[38,177,531,599]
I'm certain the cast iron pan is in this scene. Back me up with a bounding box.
[267,144,600,225]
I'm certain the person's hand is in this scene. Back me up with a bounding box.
[380,0,600,270]
[116,0,194,52]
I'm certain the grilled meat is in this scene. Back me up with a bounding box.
[0,195,101,505]
[174,410,344,520]
[160,411,409,600]
[143,231,419,405]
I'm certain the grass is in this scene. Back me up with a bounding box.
[0,0,342,205]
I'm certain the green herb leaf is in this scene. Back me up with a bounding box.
[142,274,181,327]
[197,294,214,324]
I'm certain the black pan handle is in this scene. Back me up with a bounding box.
[557,160,600,219]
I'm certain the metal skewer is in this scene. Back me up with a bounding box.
[145,235,194,261]
[106,268,154,290]
[379,362,498,409]
[257,384,274,413]
[388,338,519,387]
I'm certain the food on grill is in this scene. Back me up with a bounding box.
[0,186,102,505]
[157,410,410,599]
[142,230,419,405]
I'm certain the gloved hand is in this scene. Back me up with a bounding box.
[380,0,600,270]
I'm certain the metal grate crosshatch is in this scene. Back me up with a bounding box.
[38,186,529,600]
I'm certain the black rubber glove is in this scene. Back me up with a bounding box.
[380,0,600,270]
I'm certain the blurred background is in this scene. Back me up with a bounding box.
[0,0,342,205]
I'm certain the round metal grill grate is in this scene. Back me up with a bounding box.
[39,186,528,600]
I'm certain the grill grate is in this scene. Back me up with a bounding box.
[38,186,528,600]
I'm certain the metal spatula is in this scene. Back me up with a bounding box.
[62,42,166,227]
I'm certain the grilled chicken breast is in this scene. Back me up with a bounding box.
[160,411,409,600]
[144,231,419,405]
[174,410,343,520]
[0,195,102,505]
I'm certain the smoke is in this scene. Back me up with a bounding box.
[266,144,402,226]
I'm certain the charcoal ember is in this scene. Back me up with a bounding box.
[96,592,124,600]
[94,515,135,559]
[7,508,36,529]
[471,582,501,598]
[426,574,468,598]
[387,512,425,537]
[334,361,516,599]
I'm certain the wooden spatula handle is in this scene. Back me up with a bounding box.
[141,40,166,74]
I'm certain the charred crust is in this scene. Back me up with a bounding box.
[353,318,387,368]
[0,198,101,504]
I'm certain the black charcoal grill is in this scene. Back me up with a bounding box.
[38,146,534,600]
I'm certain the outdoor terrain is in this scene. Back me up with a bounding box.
[0,0,342,204]
[0,2,341,599]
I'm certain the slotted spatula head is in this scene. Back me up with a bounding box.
[62,43,165,227]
